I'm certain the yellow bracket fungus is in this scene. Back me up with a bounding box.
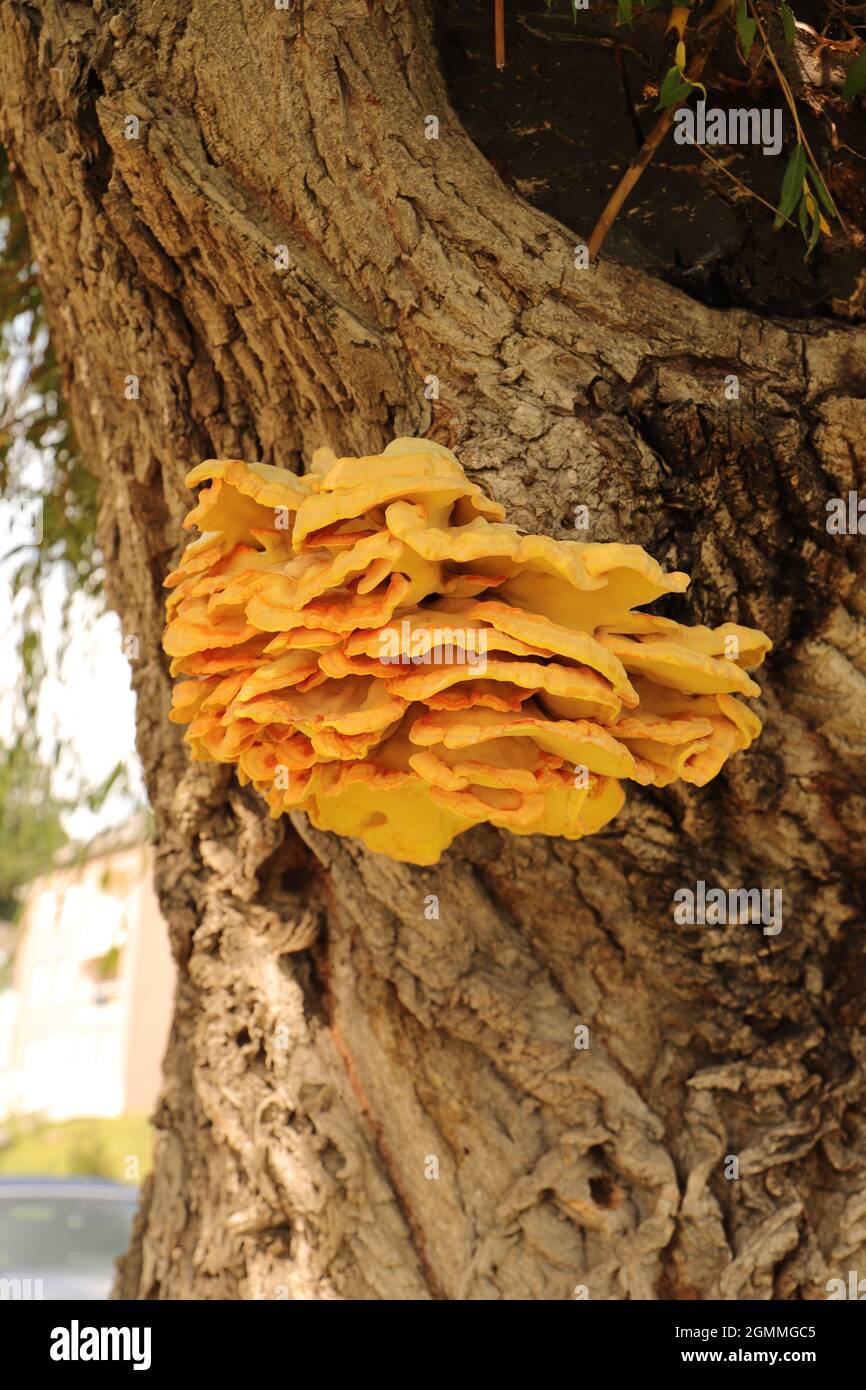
[163,439,771,865]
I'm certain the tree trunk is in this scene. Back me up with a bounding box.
[2,0,865,1301]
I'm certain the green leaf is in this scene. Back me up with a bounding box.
[780,2,795,43]
[798,196,810,245]
[655,65,693,112]
[806,164,837,220]
[774,142,806,229]
[640,0,662,8]
[841,47,866,102]
[736,0,757,60]
[806,198,822,257]
[616,0,634,25]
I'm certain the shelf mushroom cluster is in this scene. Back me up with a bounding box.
[163,438,771,864]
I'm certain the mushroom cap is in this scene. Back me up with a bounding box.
[292,439,505,546]
[410,704,638,779]
[163,440,769,863]
[596,632,762,696]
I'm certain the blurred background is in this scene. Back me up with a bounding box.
[0,152,173,1297]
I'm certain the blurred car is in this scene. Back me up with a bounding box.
[0,1176,138,1299]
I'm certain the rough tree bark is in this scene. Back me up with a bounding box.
[1,0,865,1301]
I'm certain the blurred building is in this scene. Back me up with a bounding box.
[0,817,174,1121]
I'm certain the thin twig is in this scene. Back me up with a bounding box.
[495,0,505,71]
[587,43,716,260]
[822,0,863,42]
[516,15,646,62]
[747,0,850,235]
[692,142,796,225]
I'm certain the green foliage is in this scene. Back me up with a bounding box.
[0,1114,152,1183]
[774,142,806,228]
[93,944,122,981]
[1,148,104,789]
[0,151,134,874]
[736,0,757,60]
[656,63,695,110]
[1,146,102,704]
[806,164,837,220]
[0,740,66,921]
[841,47,866,102]
[548,0,865,255]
